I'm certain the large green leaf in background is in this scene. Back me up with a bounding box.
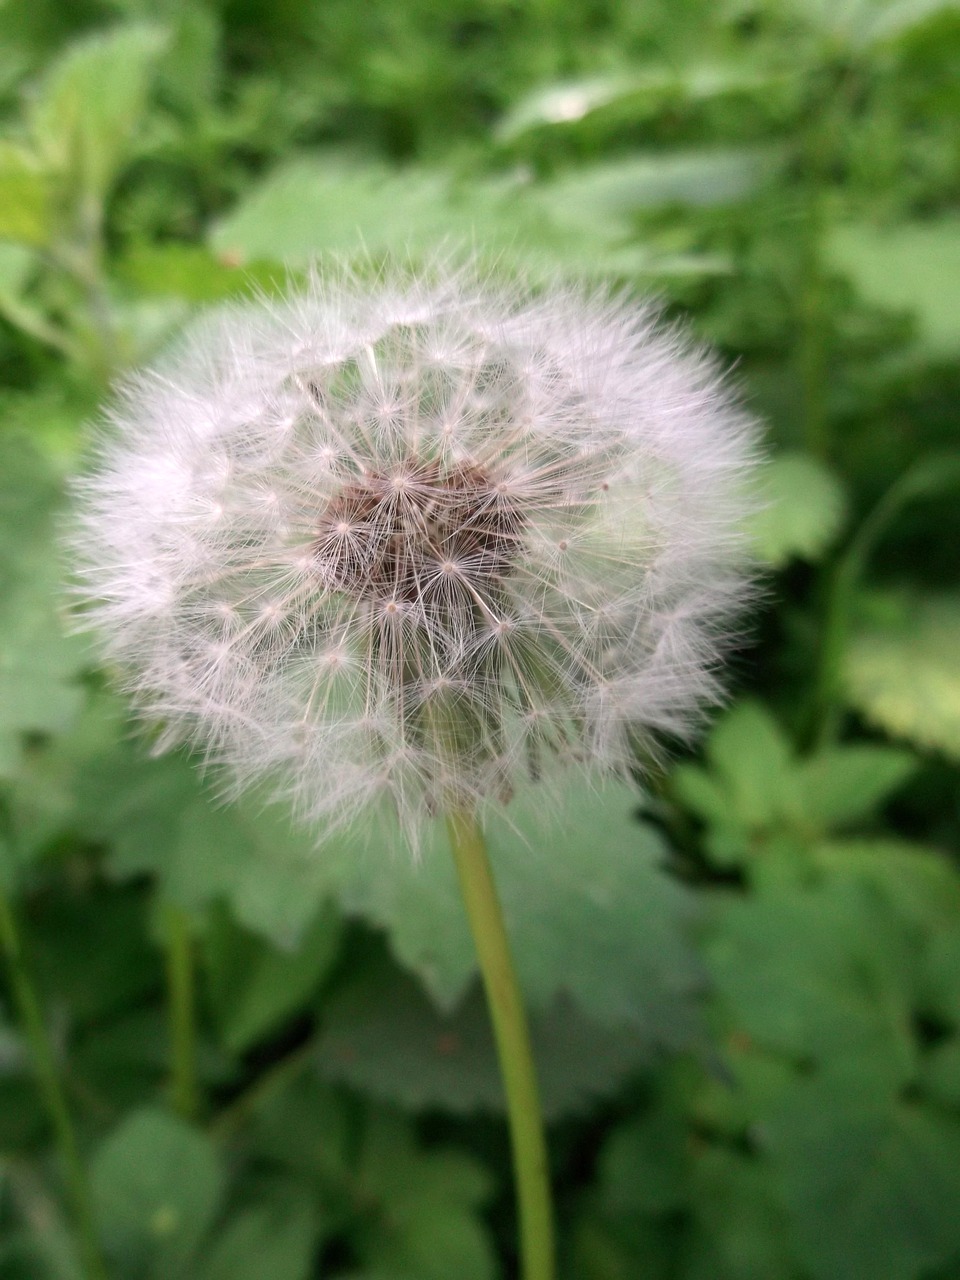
[85,743,701,1042]
[300,778,702,1035]
[27,24,166,204]
[317,957,657,1118]
[844,591,960,760]
[746,451,847,568]
[764,1077,960,1280]
[828,219,960,356]
[0,432,87,781]
[208,151,752,280]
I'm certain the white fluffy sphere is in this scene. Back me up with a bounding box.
[73,260,759,842]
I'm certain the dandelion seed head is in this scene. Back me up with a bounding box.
[72,256,759,846]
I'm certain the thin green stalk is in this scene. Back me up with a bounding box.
[446,810,555,1280]
[163,902,199,1122]
[0,887,107,1280]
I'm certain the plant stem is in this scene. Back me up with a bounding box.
[0,887,107,1280]
[163,901,199,1122]
[446,809,555,1280]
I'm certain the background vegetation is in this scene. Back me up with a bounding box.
[1,0,959,1276]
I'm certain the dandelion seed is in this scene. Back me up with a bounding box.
[71,256,759,846]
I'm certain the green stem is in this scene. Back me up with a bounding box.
[446,810,555,1280]
[163,902,199,1122]
[0,887,107,1280]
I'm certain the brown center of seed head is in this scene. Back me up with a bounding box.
[314,458,525,604]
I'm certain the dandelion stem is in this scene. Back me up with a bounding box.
[0,887,107,1280]
[446,809,555,1280]
[163,901,200,1122]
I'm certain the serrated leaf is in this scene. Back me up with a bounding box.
[764,1078,960,1280]
[285,779,702,1039]
[796,746,917,827]
[828,219,960,356]
[746,452,847,568]
[318,957,655,1120]
[0,564,88,775]
[29,25,167,201]
[84,746,333,948]
[0,433,87,776]
[703,702,800,830]
[91,1108,223,1274]
[843,591,960,759]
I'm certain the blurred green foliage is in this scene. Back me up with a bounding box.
[0,0,958,1276]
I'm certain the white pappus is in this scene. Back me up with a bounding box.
[71,257,760,845]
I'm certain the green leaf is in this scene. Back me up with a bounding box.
[746,452,847,568]
[91,1108,223,1274]
[706,880,917,1086]
[288,779,702,1038]
[318,956,655,1120]
[682,1147,796,1280]
[0,143,52,247]
[843,591,960,760]
[204,902,342,1054]
[534,149,782,238]
[594,1102,690,1216]
[702,701,800,830]
[209,153,735,282]
[29,25,167,201]
[81,744,332,947]
[352,1112,495,1280]
[210,157,464,265]
[796,746,917,827]
[496,63,787,141]
[115,244,284,302]
[812,840,960,929]
[196,1193,319,1280]
[763,1079,960,1280]
[828,219,960,356]
[0,563,87,775]
[919,1036,960,1109]
[0,432,87,777]
[244,1082,496,1280]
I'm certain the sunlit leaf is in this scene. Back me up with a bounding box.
[0,143,52,247]
[747,452,847,568]
[29,24,167,201]
[828,219,960,356]
[843,591,960,759]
